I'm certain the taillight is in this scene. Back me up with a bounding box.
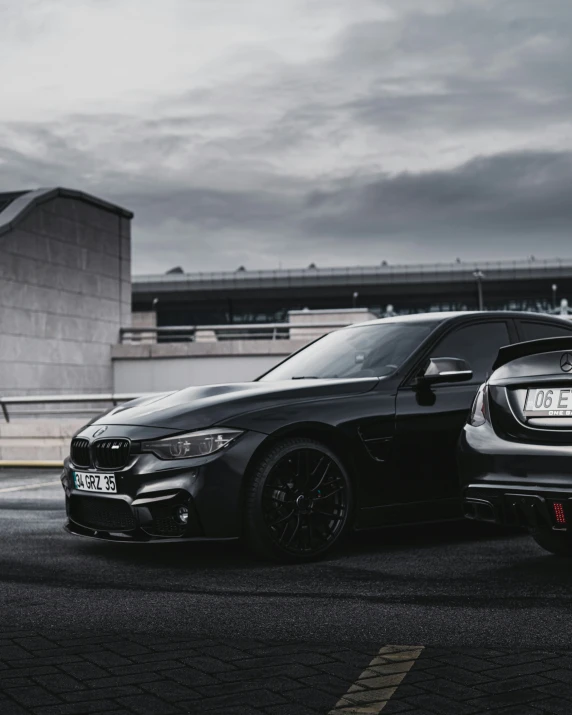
[553,502,566,526]
[468,383,489,426]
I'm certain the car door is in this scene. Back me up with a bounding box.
[394,319,515,505]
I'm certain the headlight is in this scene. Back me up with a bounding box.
[141,429,243,460]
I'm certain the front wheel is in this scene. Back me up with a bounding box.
[531,528,572,556]
[244,438,353,562]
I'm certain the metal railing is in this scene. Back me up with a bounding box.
[122,312,572,344]
[0,393,151,423]
[121,321,351,344]
[2,322,355,419]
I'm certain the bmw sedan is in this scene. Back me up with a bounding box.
[459,335,572,557]
[61,311,572,561]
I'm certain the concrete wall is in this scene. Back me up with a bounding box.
[112,311,379,393]
[0,188,132,396]
[114,355,281,392]
[112,340,309,392]
[0,419,85,461]
[287,308,377,340]
[130,311,157,344]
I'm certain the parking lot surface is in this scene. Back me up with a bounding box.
[2,469,572,715]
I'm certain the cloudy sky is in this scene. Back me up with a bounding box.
[1,0,571,274]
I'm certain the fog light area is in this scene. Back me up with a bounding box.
[175,505,189,524]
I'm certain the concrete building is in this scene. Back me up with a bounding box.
[133,258,572,326]
[0,187,132,397]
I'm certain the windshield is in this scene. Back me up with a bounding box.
[259,322,436,381]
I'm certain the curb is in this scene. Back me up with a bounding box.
[0,460,64,469]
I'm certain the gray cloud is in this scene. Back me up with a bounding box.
[328,0,572,140]
[1,0,572,272]
[115,149,572,270]
[303,150,572,242]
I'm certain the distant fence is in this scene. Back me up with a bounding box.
[120,321,351,344]
[0,394,150,423]
[120,313,571,344]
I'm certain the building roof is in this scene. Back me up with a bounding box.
[0,187,133,237]
[0,191,29,213]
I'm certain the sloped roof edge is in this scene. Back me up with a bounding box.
[0,187,133,237]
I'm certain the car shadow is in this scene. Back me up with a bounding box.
[492,550,572,582]
[339,519,524,556]
[76,537,256,569]
[74,519,524,571]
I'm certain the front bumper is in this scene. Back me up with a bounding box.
[62,429,267,543]
[64,521,239,544]
[458,422,572,531]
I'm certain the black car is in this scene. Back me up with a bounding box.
[61,310,572,561]
[459,334,572,557]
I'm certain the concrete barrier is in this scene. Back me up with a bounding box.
[0,419,83,462]
[111,340,309,392]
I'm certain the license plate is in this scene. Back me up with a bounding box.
[73,471,117,493]
[524,388,572,417]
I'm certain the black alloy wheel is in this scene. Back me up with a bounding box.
[245,438,352,562]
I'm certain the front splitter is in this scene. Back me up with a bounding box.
[64,521,240,544]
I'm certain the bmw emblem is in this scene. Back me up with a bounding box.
[93,426,109,438]
[560,353,572,373]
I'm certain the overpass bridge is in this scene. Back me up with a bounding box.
[133,258,572,326]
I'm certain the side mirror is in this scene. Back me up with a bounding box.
[415,357,473,387]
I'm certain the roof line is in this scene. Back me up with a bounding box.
[131,256,572,290]
[0,187,133,237]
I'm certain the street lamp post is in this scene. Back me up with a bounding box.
[352,291,359,308]
[473,271,485,311]
[552,284,558,311]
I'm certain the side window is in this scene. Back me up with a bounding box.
[519,321,572,341]
[430,322,511,384]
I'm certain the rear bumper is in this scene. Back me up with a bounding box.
[459,422,572,530]
[463,485,572,531]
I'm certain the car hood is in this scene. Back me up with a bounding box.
[93,378,379,432]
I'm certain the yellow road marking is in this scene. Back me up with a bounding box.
[0,480,61,493]
[329,645,424,714]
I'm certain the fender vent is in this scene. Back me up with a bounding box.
[358,426,393,462]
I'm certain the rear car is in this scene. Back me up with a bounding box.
[459,336,572,556]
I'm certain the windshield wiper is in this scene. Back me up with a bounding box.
[291,376,321,379]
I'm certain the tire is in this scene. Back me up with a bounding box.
[531,528,572,556]
[244,437,353,562]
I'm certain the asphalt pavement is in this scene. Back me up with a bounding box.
[2,469,572,715]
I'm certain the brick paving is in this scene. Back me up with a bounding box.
[384,648,572,715]
[1,632,572,715]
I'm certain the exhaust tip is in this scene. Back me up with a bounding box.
[464,498,497,523]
